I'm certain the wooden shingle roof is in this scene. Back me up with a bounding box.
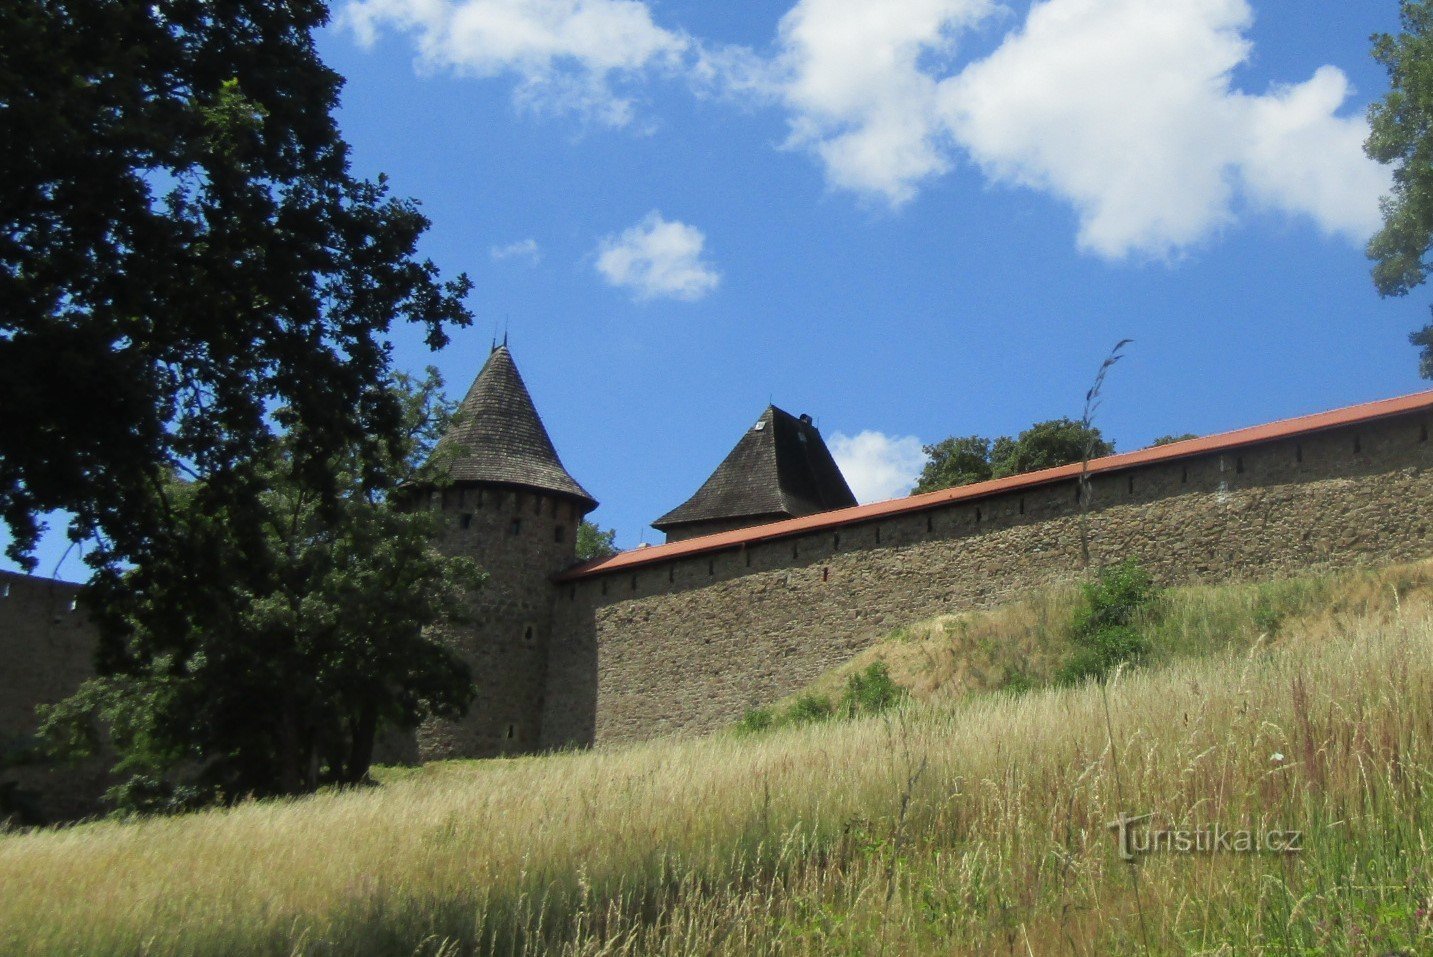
[435,345,596,511]
[653,405,857,534]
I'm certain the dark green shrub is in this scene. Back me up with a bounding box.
[736,707,775,736]
[840,662,907,717]
[1058,560,1158,684]
[786,693,834,725]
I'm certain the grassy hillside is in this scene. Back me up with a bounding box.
[2,562,1432,955]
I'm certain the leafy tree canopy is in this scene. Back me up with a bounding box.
[1366,0,1433,377]
[913,419,1114,494]
[576,521,619,561]
[0,0,471,569]
[1150,433,1199,447]
[41,372,483,812]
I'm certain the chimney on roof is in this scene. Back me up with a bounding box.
[799,413,812,425]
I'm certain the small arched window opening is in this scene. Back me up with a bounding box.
[509,518,522,535]
[505,724,517,740]
[460,513,473,530]
[522,624,535,643]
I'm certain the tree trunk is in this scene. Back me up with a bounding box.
[346,702,378,784]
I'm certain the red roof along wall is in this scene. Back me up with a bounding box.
[557,389,1433,582]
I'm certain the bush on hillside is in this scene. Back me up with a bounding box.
[735,663,908,735]
[1059,560,1159,684]
[840,662,906,717]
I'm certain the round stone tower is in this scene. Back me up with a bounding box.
[417,343,597,760]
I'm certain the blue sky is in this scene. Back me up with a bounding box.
[10,0,1433,575]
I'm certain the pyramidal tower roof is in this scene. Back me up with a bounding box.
[434,344,596,511]
[653,405,856,537]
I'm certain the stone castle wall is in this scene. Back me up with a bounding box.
[540,412,1433,750]
[0,571,110,821]
[6,405,1433,814]
[417,483,584,760]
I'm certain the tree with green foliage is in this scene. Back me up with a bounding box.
[913,436,992,494]
[1150,434,1198,447]
[912,420,1113,494]
[576,521,619,561]
[0,0,472,571]
[1059,560,1159,684]
[1366,0,1433,377]
[40,373,483,812]
[991,418,1113,479]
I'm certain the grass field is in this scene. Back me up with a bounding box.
[2,562,1432,955]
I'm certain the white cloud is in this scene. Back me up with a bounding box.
[595,212,720,301]
[942,0,1387,258]
[770,0,997,204]
[748,0,1385,254]
[490,238,541,263]
[829,430,928,503]
[346,0,1388,257]
[341,0,688,126]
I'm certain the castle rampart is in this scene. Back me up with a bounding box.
[540,402,1433,750]
[6,372,1433,818]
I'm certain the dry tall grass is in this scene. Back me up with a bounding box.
[2,564,1431,955]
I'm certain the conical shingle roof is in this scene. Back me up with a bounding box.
[434,345,596,511]
[653,405,855,537]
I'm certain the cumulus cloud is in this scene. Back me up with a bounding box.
[750,0,1385,254]
[346,0,1388,257]
[490,238,541,263]
[341,0,688,126]
[595,212,721,301]
[829,430,928,503]
[770,0,997,204]
[942,0,1387,257]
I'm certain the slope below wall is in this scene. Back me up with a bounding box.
[543,414,1433,750]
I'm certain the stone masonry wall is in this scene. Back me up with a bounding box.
[0,572,111,821]
[542,413,1433,750]
[418,483,583,760]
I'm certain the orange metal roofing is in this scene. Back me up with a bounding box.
[557,389,1433,582]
